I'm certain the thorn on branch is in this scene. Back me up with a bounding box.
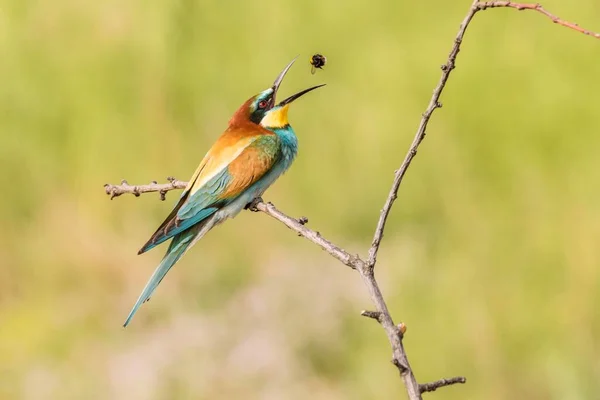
[104,184,119,200]
[361,310,383,323]
[419,376,467,393]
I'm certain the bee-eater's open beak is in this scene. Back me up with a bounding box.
[277,84,326,106]
[271,56,298,105]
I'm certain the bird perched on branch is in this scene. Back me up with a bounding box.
[124,57,325,327]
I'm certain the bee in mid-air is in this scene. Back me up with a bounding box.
[309,53,327,74]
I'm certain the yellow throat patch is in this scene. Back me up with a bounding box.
[260,104,290,128]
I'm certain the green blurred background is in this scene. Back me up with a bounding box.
[2,0,599,399]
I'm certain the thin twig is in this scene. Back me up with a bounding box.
[477,2,600,39]
[103,178,186,201]
[366,0,480,269]
[256,201,362,269]
[419,377,467,393]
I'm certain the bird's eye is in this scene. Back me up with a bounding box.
[258,100,268,109]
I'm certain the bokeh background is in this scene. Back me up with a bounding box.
[2,0,600,399]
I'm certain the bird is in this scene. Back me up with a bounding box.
[123,57,325,327]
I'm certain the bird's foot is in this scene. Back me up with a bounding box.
[245,197,264,212]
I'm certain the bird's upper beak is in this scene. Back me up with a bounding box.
[271,56,298,105]
[271,56,325,107]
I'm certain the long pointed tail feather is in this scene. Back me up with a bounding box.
[124,212,222,327]
[123,231,193,327]
[123,216,214,327]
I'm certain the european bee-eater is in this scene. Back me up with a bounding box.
[124,58,324,326]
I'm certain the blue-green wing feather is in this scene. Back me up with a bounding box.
[138,169,232,254]
[176,170,232,220]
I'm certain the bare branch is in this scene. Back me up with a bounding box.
[366,0,481,269]
[477,2,600,39]
[104,178,186,201]
[419,377,467,393]
[255,201,362,269]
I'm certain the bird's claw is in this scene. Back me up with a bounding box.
[245,197,264,212]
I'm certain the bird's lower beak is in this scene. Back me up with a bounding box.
[277,84,326,106]
[272,56,298,105]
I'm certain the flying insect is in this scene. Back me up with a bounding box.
[310,53,327,74]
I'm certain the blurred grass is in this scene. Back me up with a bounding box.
[1,0,600,399]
